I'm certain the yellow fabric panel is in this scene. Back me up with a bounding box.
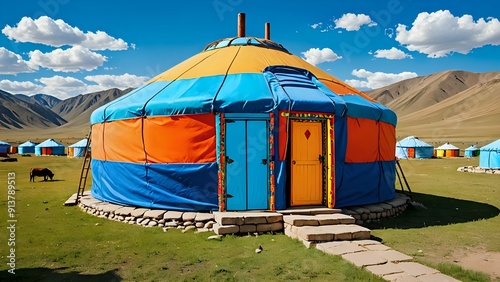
[148,45,368,99]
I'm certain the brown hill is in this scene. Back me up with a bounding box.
[0,90,67,130]
[366,70,500,146]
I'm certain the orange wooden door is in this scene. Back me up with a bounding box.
[290,120,323,206]
[408,148,415,158]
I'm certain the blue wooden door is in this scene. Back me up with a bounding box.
[226,119,268,210]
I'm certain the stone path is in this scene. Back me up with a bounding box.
[457,166,500,174]
[67,192,459,281]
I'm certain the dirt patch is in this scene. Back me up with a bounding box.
[452,250,500,280]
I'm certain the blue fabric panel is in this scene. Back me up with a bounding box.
[310,76,347,116]
[415,147,434,158]
[396,147,409,159]
[18,147,35,154]
[91,160,218,211]
[479,151,500,169]
[263,67,337,113]
[274,159,287,210]
[73,147,85,157]
[91,82,170,124]
[335,161,396,208]
[51,147,65,155]
[481,139,500,151]
[341,95,397,126]
[397,136,433,148]
[145,76,224,116]
[214,73,275,113]
[0,145,9,153]
[35,147,41,156]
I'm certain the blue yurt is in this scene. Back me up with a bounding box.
[68,139,89,157]
[35,139,65,156]
[89,15,397,212]
[396,136,434,159]
[0,141,10,157]
[18,141,38,154]
[479,139,500,169]
[464,145,480,157]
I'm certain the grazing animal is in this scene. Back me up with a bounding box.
[30,168,54,182]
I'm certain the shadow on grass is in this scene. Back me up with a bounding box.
[0,267,121,281]
[367,192,500,230]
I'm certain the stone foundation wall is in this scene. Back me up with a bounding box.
[341,194,411,225]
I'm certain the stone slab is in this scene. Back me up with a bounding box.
[114,206,135,216]
[316,241,367,255]
[163,211,183,220]
[212,223,239,235]
[99,204,123,213]
[239,224,257,233]
[365,262,404,276]
[143,209,166,219]
[353,239,382,246]
[194,213,214,222]
[416,273,460,282]
[182,212,197,221]
[378,203,394,210]
[243,215,268,225]
[213,212,245,226]
[315,213,355,225]
[370,250,413,263]
[131,208,149,218]
[80,197,102,207]
[364,244,392,251]
[283,215,319,226]
[396,262,440,277]
[383,273,421,281]
[265,214,283,223]
[364,204,385,213]
[278,207,342,215]
[270,222,283,231]
[342,251,388,267]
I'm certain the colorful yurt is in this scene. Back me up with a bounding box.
[396,136,434,159]
[35,139,65,156]
[68,139,89,157]
[435,142,460,157]
[464,145,480,157]
[479,139,500,169]
[9,146,17,154]
[18,141,38,154]
[0,141,10,157]
[90,15,397,211]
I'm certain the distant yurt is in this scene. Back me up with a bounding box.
[35,139,65,156]
[18,141,38,154]
[464,145,480,157]
[479,139,500,169]
[396,136,434,159]
[0,141,10,157]
[9,146,17,154]
[435,142,460,157]
[68,139,89,157]
[90,14,397,211]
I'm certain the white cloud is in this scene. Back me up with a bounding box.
[301,48,342,65]
[0,79,44,94]
[85,73,148,89]
[2,16,130,50]
[396,10,500,58]
[0,47,36,74]
[310,23,322,29]
[345,69,418,89]
[38,75,87,98]
[29,46,107,72]
[334,13,377,31]
[374,47,413,60]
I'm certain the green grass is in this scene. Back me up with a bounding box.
[0,156,384,281]
[368,158,500,281]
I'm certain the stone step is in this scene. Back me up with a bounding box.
[213,212,282,226]
[285,223,371,242]
[283,214,355,226]
[278,207,342,215]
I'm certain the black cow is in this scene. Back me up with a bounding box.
[30,168,54,182]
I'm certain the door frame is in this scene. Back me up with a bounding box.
[218,113,271,211]
[286,113,334,208]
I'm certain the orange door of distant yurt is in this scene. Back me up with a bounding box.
[407,148,415,158]
[290,120,323,206]
[42,147,47,155]
[47,147,52,155]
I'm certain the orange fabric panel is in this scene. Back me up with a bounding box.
[91,123,105,160]
[345,117,379,163]
[143,114,216,163]
[104,118,145,163]
[379,121,396,161]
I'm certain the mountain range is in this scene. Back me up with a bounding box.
[1,70,499,147]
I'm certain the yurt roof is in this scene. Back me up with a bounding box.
[90,35,396,127]
[436,142,460,150]
[0,141,10,146]
[396,136,433,148]
[19,141,38,147]
[465,145,479,151]
[480,139,500,152]
[69,138,89,148]
[35,138,64,148]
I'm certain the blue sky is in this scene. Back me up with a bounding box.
[1,0,499,99]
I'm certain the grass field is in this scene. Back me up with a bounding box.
[0,156,498,281]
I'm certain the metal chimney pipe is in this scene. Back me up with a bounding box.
[265,22,270,40]
[238,13,246,37]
